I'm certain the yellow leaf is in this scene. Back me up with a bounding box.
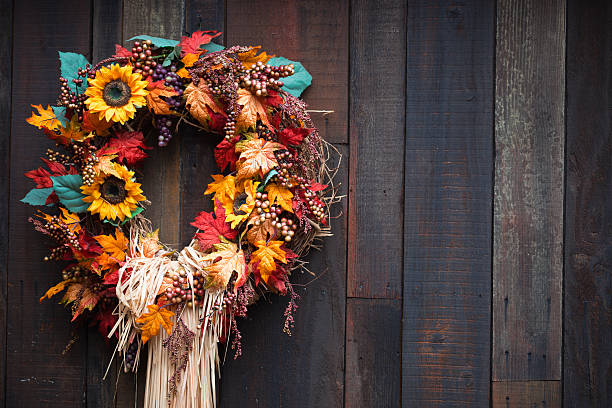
[235,138,282,180]
[93,154,121,177]
[59,207,81,234]
[250,240,287,283]
[235,89,271,130]
[39,280,70,302]
[136,304,174,344]
[94,228,129,263]
[204,174,237,207]
[201,240,248,290]
[26,104,62,131]
[224,179,259,229]
[177,52,200,78]
[237,46,274,69]
[184,82,224,126]
[61,115,89,142]
[146,82,178,115]
[265,183,294,213]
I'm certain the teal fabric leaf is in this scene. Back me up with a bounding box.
[51,106,68,128]
[202,42,225,52]
[128,35,179,48]
[58,51,90,94]
[21,188,54,206]
[51,175,89,213]
[268,57,312,97]
[103,206,144,226]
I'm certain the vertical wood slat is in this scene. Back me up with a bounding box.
[493,0,565,390]
[564,0,612,406]
[403,1,494,406]
[0,0,12,406]
[226,0,349,145]
[87,1,124,407]
[346,299,401,407]
[492,381,561,407]
[7,1,92,406]
[347,0,405,299]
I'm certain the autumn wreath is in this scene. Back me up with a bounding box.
[22,30,340,407]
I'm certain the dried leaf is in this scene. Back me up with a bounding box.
[136,304,175,344]
[201,240,247,291]
[104,131,151,166]
[250,240,287,284]
[204,174,236,208]
[39,280,71,302]
[246,213,276,245]
[192,200,237,251]
[235,89,271,130]
[235,138,283,180]
[237,46,274,69]
[59,207,81,233]
[146,80,178,115]
[179,30,222,56]
[184,82,224,126]
[265,183,294,213]
[26,104,62,131]
[94,228,128,263]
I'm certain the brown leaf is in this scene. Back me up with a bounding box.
[184,82,224,126]
[235,89,271,130]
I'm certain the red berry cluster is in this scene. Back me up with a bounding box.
[130,40,157,76]
[240,61,294,96]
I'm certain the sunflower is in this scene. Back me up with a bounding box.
[84,64,148,124]
[81,163,146,221]
[224,179,260,229]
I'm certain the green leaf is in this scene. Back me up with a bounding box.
[202,42,224,52]
[51,175,89,213]
[51,106,68,128]
[258,169,278,192]
[128,35,179,48]
[103,206,144,226]
[268,57,312,97]
[163,45,182,67]
[21,188,54,206]
[58,52,90,94]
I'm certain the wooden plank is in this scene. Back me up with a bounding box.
[347,0,405,299]
[0,0,11,405]
[493,0,565,381]
[403,1,494,406]
[492,381,560,407]
[219,145,347,407]
[7,1,92,406]
[564,0,612,406]
[226,0,348,144]
[179,0,225,248]
[345,298,401,407]
[87,1,123,407]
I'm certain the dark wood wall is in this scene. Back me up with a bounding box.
[2,0,611,407]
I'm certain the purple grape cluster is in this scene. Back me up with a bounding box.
[152,64,184,108]
[155,115,175,146]
[124,340,139,371]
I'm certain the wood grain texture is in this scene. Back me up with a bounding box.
[345,298,401,408]
[185,0,225,43]
[493,0,565,381]
[403,1,494,406]
[0,0,11,405]
[219,145,347,408]
[564,1,612,406]
[492,381,561,407]
[123,0,185,247]
[7,1,91,406]
[226,0,348,144]
[347,0,405,299]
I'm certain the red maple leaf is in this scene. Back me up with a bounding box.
[207,105,227,133]
[265,90,283,108]
[179,30,222,56]
[114,44,132,58]
[92,307,119,339]
[25,158,76,188]
[214,135,239,171]
[270,111,281,129]
[103,131,151,166]
[278,127,312,147]
[78,231,102,258]
[309,182,328,192]
[191,200,237,251]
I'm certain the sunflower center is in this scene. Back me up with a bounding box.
[101,176,127,204]
[102,80,132,107]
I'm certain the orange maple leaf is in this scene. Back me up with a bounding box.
[202,240,248,291]
[224,179,259,229]
[245,213,277,245]
[136,304,174,344]
[204,174,237,208]
[235,89,272,130]
[61,282,101,321]
[146,81,178,115]
[250,240,287,284]
[94,228,129,263]
[184,81,224,126]
[26,104,62,131]
[177,52,201,78]
[265,183,294,213]
[235,138,283,180]
[238,46,274,69]
[39,279,71,302]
